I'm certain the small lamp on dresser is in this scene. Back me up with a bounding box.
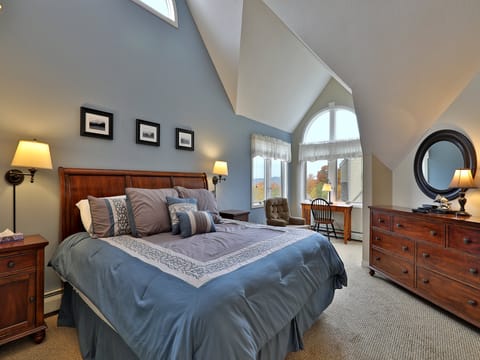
[448,168,476,216]
[4,139,53,231]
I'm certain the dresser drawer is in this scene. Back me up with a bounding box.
[392,215,444,245]
[0,251,36,275]
[416,242,480,288]
[447,224,480,256]
[371,230,414,261]
[370,248,414,288]
[371,211,391,231]
[417,267,480,326]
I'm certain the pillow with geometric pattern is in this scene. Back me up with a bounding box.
[166,196,198,235]
[88,195,131,238]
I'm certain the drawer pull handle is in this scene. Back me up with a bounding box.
[375,256,381,261]
[467,299,477,306]
[375,236,381,241]
[422,253,430,258]
[422,279,429,284]
[378,218,385,224]
[7,261,15,268]
[401,269,408,274]
[463,238,472,244]
[396,223,403,228]
[29,296,35,303]
[469,268,478,274]
[402,245,409,251]
[430,230,437,236]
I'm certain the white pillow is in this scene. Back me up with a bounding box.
[76,195,126,235]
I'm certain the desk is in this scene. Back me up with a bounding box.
[301,201,353,244]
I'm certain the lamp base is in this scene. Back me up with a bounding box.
[455,210,471,217]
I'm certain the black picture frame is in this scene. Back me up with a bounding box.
[136,119,160,146]
[80,106,114,140]
[175,128,194,151]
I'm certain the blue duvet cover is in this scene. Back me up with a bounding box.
[50,223,347,360]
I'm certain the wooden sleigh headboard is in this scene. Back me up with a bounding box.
[59,167,208,240]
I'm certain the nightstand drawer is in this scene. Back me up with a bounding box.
[0,251,36,275]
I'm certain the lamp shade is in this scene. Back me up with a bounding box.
[213,161,228,176]
[322,183,332,192]
[448,168,476,189]
[11,140,53,169]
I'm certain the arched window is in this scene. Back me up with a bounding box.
[131,0,178,28]
[300,103,362,204]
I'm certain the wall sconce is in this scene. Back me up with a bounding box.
[4,140,53,231]
[322,182,332,204]
[212,160,228,196]
[448,168,476,216]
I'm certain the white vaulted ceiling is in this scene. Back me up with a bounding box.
[187,0,480,169]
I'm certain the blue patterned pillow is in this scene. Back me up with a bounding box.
[166,196,198,234]
[176,211,216,238]
[88,195,131,238]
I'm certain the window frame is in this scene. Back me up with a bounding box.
[130,0,178,28]
[302,104,362,204]
[251,156,287,209]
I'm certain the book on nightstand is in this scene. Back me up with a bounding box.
[0,228,24,243]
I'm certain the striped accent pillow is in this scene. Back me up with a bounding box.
[88,195,131,238]
[176,211,216,238]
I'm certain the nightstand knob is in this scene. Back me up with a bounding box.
[29,296,35,303]
[7,261,15,268]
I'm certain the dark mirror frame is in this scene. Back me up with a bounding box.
[414,129,477,200]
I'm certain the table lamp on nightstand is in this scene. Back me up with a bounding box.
[4,139,53,232]
[448,168,476,217]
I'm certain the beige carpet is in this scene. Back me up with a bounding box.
[1,240,478,359]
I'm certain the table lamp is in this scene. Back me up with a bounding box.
[448,168,476,216]
[322,182,332,204]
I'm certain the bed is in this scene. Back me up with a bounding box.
[50,167,347,360]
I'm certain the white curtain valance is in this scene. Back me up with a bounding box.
[299,139,362,161]
[251,133,291,162]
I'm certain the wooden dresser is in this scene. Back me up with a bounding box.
[0,235,48,345]
[369,206,480,328]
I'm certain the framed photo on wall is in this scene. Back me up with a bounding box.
[80,106,113,140]
[136,119,160,146]
[175,128,194,151]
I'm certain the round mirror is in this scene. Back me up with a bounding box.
[414,130,477,200]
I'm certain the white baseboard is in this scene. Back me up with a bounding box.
[44,289,63,314]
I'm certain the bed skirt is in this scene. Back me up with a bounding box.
[58,278,336,360]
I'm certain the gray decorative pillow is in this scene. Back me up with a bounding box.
[166,196,198,235]
[88,195,131,238]
[125,187,178,237]
[175,186,222,223]
[176,211,216,238]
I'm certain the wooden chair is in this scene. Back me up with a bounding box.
[311,198,337,241]
[265,197,306,227]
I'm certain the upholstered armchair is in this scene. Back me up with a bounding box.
[265,197,306,227]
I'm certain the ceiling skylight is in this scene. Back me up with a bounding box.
[131,0,178,28]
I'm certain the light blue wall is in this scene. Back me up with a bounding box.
[0,0,290,291]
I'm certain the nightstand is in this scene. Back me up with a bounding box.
[220,209,250,222]
[0,234,49,346]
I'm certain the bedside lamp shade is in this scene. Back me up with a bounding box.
[448,168,476,216]
[11,140,53,170]
[213,161,228,177]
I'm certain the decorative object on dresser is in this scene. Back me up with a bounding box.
[80,106,114,140]
[0,235,49,345]
[212,160,228,196]
[219,209,249,222]
[175,127,194,151]
[413,129,476,201]
[448,168,477,216]
[4,140,53,232]
[369,206,480,328]
[136,119,160,146]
